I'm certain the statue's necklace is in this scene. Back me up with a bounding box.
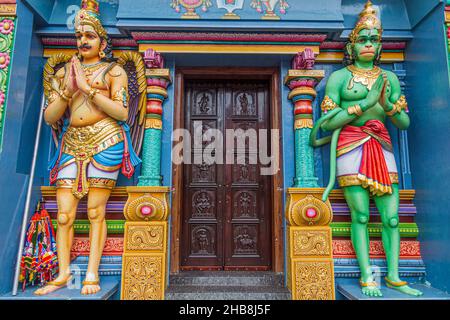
[347,65,381,90]
[81,61,107,77]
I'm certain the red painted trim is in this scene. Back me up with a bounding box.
[132,31,327,43]
[41,37,138,47]
[333,240,421,259]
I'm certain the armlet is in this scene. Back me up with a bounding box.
[112,87,129,108]
[321,96,339,113]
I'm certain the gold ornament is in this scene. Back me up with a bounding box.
[124,187,170,222]
[286,191,333,227]
[81,61,107,77]
[347,64,382,90]
[321,96,338,113]
[349,1,382,44]
[88,87,100,101]
[99,50,106,59]
[386,95,408,116]
[112,87,129,107]
[347,104,363,117]
[294,118,313,129]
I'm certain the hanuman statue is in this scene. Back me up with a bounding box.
[35,0,146,295]
[311,1,422,297]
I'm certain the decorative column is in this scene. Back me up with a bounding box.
[0,0,16,151]
[285,48,323,188]
[138,49,171,186]
[121,49,171,300]
[284,49,335,300]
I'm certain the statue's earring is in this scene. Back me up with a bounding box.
[99,50,106,59]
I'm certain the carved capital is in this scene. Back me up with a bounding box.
[284,69,325,88]
[124,186,170,221]
[0,1,16,16]
[286,188,333,227]
[145,68,171,118]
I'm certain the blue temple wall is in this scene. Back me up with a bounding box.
[0,0,448,296]
[0,1,46,294]
[404,0,450,293]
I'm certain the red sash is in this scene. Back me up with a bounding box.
[338,120,394,195]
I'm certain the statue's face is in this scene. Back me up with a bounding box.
[75,24,104,61]
[352,28,381,63]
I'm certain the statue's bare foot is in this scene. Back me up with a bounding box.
[34,275,72,296]
[385,277,423,297]
[360,277,383,298]
[81,280,101,295]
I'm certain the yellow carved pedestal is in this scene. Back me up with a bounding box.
[286,188,335,300]
[121,186,170,300]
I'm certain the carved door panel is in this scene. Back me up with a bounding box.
[181,80,272,270]
[223,82,271,269]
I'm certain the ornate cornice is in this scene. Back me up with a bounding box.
[0,0,16,17]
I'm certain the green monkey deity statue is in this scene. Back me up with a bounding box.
[310,1,423,298]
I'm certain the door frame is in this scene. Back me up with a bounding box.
[170,67,284,274]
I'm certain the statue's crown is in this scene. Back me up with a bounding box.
[82,0,99,13]
[75,0,107,39]
[349,1,382,43]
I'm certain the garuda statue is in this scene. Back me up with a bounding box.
[311,1,422,297]
[35,0,147,295]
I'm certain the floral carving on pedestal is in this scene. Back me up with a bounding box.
[294,261,334,300]
[0,14,15,151]
[122,255,164,300]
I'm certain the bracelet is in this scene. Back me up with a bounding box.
[386,95,408,116]
[385,104,400,117]
[60,90,72,101]
[88,87,100,101]
[347,105,363,117]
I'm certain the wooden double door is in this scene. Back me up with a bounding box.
[181,79,272,270]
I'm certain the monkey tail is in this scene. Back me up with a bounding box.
[309,108,342,202]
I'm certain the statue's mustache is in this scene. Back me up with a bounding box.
[78,44,92,50]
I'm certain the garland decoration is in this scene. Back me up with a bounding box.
[19,201,59,290]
